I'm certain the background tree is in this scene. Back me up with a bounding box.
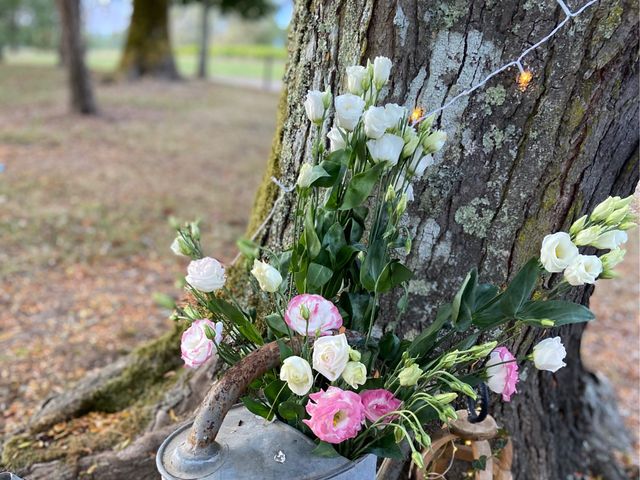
[2,0,637,478]
[56,0,97,114]
[0,0,59,59]
[117,0,179,80]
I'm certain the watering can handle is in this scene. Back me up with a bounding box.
[184,339,300,454]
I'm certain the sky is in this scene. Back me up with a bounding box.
[84,0,294,37]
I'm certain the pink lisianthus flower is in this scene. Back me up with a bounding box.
[486,346,519,402]
[359,389,402,423]
[284,294,343,336]
[303,387,365,444]
[181,319,223,368]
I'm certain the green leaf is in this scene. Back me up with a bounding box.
[307,263,334,288]
[451,269,477,332]
[236,238,260,259]
[277,339,293,361]
[364,434,404,460]
[266,313,290,335]
[376,261,413,293]
[474,284,499,310]
[360,238,386,292]
[209,298,264,345]
[278,401,305,421]
[338,163,385,210]
[241,396,273,420]
[304,207,321,260]
[341,292,373,332]
[311,441,341,458]
[313,151,347,188]
[304,164,331,186]
[379,332,400,361]
[408,304,452,360]
[499,257,540,316]
[322,222,347,264]
[264,379,289,404]
[518,300,595,326]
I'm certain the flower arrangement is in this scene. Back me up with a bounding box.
[169,57,636,467]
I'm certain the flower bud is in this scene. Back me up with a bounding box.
[600,248,626,272]
[384,184,396,202]
[342,361,367,389]
[574,225,603,246]
[296,163,314,189]
[348,348,362,362]
[569,215,588,237]
[398,363,423,386]
[422,130,447,153]
[322,89,332,109]
[171,237,191,257]
[434,392,458,404]
[619,221,638,231]
[250,259,283,293]
[540,319,555,327]
[613,195,634,210]
[590,196,618,222]
[605,205,630,226]
[396,193,408,217]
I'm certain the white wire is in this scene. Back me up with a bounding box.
[418,0,600,121]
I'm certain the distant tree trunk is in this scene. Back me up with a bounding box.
[57,33,67,67]
[197,0,211,79]
[117,0,179,80]
[56,0,97,115]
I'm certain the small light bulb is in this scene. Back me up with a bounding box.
[517,70,533,91]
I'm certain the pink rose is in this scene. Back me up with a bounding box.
[486,346,519,402]
[181,319,223,368]
[359,389,402,423]
[284,294,343,336]
[303,387,365,444]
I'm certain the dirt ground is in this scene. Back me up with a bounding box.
[0,65,637,467]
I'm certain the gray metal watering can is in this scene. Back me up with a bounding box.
[156,341,377,479]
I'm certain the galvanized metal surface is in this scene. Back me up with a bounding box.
[157,406,377,480]
[0,473,24,480]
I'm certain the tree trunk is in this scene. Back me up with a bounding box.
[197,0,211,79]
[55,0,98,115]
[3,0,637,478]
[117,0,179,80]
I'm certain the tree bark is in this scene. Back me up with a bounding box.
[197,0,211,79]
[117,0,180,80]
[3,0,638,478]
[55,0,98,115]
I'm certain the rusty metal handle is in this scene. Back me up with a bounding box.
[184,340,297,455]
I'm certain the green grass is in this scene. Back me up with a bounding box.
[5,48,286,81]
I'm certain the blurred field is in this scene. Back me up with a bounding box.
[0,64,278,435]
[5,47,286,81]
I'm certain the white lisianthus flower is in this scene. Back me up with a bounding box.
[186,257,226,292]
[366,133,405,167]
[532,337,567,373]
[170,237,189,257]
[402,127,420,157]
[408,153,434,179]
[327,126,347,152]
[422,130,447,153]
[304,90,326,124]
[384,103,406,129]
[591,229,628,250]
[342,361,367,389]
[346,65,368,95]
[280,356,313,396]
[312,333,350,381]
[250,259,283,293]
[373,56,392,86]
[539,232,579,273]
[335,94,366,131]
[563,254,603,286]
[398,363,422,386]
[296,163,314,188]
[363,106,389,139]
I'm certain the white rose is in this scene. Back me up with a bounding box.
[422,130,447,153]
[539,232,579,273]
[363,106,389,139]
[335,94,366,131]
[366,133,405,166]
[327,126,347,152]
[342,361,367,389]
[312,333,350,381]
[373,56,392,86]
[250,259,283,293]
[532,337,567,373]
[384,103,406,129]
[346,65,368,95]
[280,356,313,396]
[408,153,433,179]
[591,229,627,250]
[186,257,226,292]
[563,254,603,286]
[304,90,326,124]
[296,163,314,188]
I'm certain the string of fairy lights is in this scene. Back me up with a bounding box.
[231,0,601,264]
